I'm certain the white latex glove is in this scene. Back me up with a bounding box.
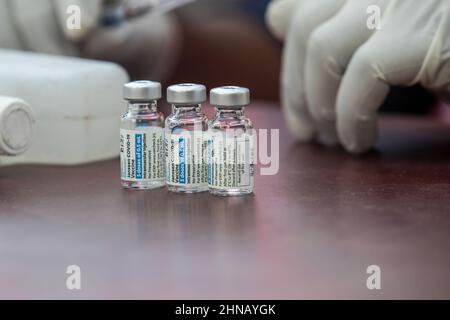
[266,0,450,154]
[0,0,182,81]
[0,0,184,52]
[0,0,101,55]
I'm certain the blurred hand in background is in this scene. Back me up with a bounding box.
[0,0,181,82]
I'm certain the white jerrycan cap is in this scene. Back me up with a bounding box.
[0,96,35,156]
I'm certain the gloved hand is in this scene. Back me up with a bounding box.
[266,0,450,154]
[0,0,181,81]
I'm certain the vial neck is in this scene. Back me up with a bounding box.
[215,107,245,118]
[172,104,202,115]
[128,101,158,114]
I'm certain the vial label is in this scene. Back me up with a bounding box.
[207,132,254,189]
[165,131,207,186]
[120,128,164,181]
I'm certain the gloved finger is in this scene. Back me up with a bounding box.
[282,0,346,141]
[335,43,390,154]
[304,0,389,145]
[265,0,298,41]
[337,1,445,154]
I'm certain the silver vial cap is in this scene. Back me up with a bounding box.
[167,83,207,105]
[123,81,162,101]
[210,86,250,107]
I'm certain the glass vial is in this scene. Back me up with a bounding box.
[165,83,208,193]
[208,86,254,196]
[120,81,165,189]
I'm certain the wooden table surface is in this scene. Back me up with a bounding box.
[1,102,450,299]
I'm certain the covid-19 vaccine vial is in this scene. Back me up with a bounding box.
[120,81,165,189]
[208,86,254,196]
[165,84,208,193]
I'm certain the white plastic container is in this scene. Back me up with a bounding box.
[0,49,129,165]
